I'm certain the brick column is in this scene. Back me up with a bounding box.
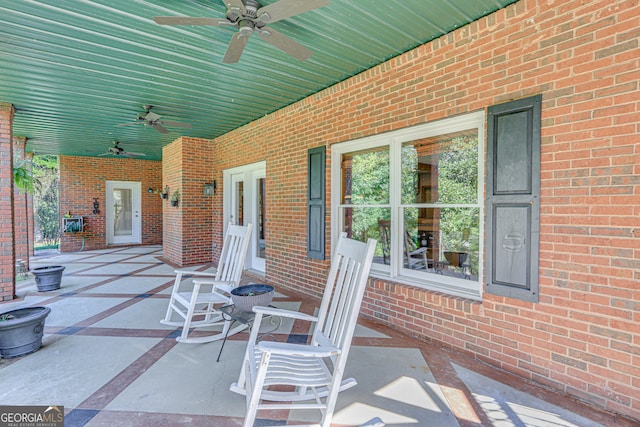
[13,137,31,270]
[0,103,16,301]
[162,137,214,266]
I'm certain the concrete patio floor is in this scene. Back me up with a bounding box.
[0,246,633,427]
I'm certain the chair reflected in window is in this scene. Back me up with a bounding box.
[378,219,433,271]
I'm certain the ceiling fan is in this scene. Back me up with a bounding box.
[153,0,329,63]
[118,105,192,134]
[98,141,146,158]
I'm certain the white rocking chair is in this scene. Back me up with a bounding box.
[161,222,253,343]
[230,232,377,427]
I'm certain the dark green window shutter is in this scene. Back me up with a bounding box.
[307,146,325,260]
[485,95,541,302]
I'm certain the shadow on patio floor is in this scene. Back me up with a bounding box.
[0,246,633,427]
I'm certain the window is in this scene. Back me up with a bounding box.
[332,112,484,299]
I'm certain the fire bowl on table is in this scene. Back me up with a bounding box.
[230,284,275,312]
[443,251,468,267]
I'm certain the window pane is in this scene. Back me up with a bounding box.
[402,208,433,271]
[342,207,391,267]
[402,131,478,204]
[113,188,132,236]
[342,147,389,205]
[235,181,244,226]
[416,207,479,280]
[257,177,266,259]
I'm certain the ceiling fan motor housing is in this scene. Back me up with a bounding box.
[243,0,260,18]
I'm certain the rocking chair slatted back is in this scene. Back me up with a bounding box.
[216,223,253,284]
[315,237,370,351]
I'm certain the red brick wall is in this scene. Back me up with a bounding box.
[59,156,163,251]
[208,0,640,420]
[0,103,15,300]
[162,137,214,266]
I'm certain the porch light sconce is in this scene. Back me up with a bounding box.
[204,181,216,196]
[93,198,100,214]
[147,187,154,194]
[160,185,169,200]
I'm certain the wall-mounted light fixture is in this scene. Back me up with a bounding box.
[204,180,216,196]
[147,187,154,194]
[160,185,169,199]
[93,198,100,214]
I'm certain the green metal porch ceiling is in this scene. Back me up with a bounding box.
[0,0,518,161]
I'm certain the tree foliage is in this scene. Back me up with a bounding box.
[13,158,39,194]
[349,149,389,242]
[32,155,60,246]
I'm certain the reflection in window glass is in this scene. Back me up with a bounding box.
[342,147,389,205]
[257,177,266,259]
[235,181,244,226]
[403,207,479,280]
[113,188,132,236]
[402,130,478,204]
[342,207,391,267]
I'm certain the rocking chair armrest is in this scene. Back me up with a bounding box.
[409,246,428,256]
[257,341,341,358]
[174,269,217,277]
[190,280,234,295]
[253,306,318,323]
[212,282,234,295]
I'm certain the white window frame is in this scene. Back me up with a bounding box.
[331,111,485,300]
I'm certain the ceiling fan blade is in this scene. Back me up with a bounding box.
[159,120,192,128]
[151,123,170,134]
[223,31,250,63]
[98,152,110,156]
[258,27,312,61]
[124,152,147,157]
[153,16,231,26]
[257,0,329,24]
[117,122,141,127]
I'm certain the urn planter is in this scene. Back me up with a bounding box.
[31,265,65,292]
[0,306,51,358]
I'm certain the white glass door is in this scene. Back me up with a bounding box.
[106,181,141,245]
[224,162,266,273]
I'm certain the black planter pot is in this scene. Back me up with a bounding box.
[31,265,65,292]
[0,306,51,358]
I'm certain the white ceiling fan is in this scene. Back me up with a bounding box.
[118,105,192,134]
[98,141,146,158]
[153,0,329,63]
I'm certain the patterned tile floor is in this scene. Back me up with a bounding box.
[0,246,632,427]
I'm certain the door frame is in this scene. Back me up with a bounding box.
[105,180,142,245]
[223,161,266,273]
